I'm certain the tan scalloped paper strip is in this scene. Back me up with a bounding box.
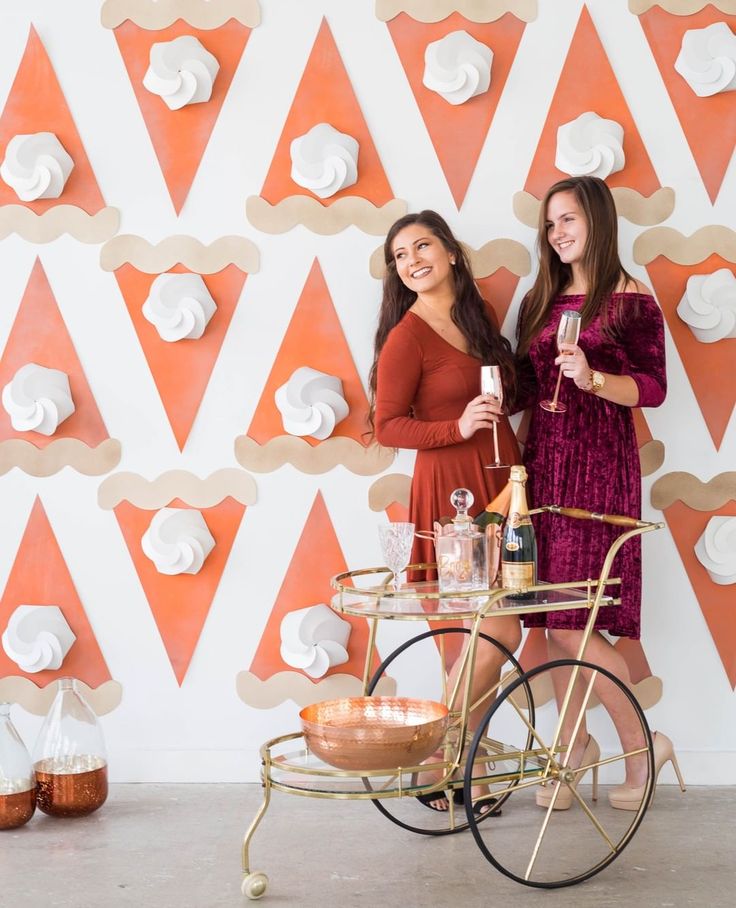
[0,205,120,244]
[633,226,736,266]
[98,468,257,509]
[100,234,260,273]
[629,1,736,15]
[651,471,736,511]
[101,0,261,29]
[639,440,665,477]
[235,670,396,709]
[375,0,538,23]
[235,435,395,476]
[513,189,674,229]
[0,438,121,477]
[368,474,412,511]
[369,238,530,279]
[246,196,408,236]
[0,677,123,716]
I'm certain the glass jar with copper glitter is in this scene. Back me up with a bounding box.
[32,678,108,818]
[0,702,36,829]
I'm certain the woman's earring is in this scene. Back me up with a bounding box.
[450,258,456,265]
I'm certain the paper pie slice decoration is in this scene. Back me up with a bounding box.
[0,27,118,242]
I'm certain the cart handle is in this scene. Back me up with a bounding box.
[533,505,660,529]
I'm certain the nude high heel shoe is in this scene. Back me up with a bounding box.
[535,734,600,811]
[608,731,686,811]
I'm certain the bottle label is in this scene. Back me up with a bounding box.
[508,511,532,529]
[502,561,535,587]
[505,541,519,551]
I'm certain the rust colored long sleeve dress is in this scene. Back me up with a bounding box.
[374,311,520,576]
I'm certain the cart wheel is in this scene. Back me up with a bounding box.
[242,871,268,900]
[364,627,534,836]
[464,658,654,888]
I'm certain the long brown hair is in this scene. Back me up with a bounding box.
[368,210,516,430]
[516,176,634,355]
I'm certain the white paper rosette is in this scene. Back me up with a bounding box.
[695,517,736,585]
[677,269,736,343]
[2,363,75,436]
[142,273,217,341]
[0,132,74,201]
[555,112,625,180]
[674,22,736,98]
[290,123,359,199]
[141,508,215,576]
[422,30,493,105]
[280,604,351,679]
[2,605,76,674]
[143,35,220,110]
[274,367,349,441]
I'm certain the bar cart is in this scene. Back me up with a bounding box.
[240,507,664,899]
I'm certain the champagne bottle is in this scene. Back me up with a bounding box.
[473,481,511,531]
[501,465,537,599]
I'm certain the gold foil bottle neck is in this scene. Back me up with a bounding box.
[509,464,527,483]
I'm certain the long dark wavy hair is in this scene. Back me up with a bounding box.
[367,211,517,433]
[516,176,635,356]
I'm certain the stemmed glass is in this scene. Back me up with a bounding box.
[378,522,415,588]
[480,365,507,469]
[540,310,582,413]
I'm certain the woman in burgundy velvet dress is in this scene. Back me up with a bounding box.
[370,210,521,811]
[516,175,677,811]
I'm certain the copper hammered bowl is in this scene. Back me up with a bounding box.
[299,696,450,771]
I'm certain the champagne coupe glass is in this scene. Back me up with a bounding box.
[540,310,582,413]
[378,522,415,588]
[480,365,508,469]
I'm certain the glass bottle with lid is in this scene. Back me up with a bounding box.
[0,702,36,830]
[32,678,108,818]
[436,488,489,595]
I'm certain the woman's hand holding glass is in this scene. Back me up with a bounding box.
[457,393,501,440]
[556,342,592,389]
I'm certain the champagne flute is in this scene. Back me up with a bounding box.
[480,364,508,469]
[540,310,582,413]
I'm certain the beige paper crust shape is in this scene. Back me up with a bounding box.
[370,238,531,279]
[0,205,120,244]
[246,196,408,236]
[235,435,395,476]
[368,474,412,511]
[0,439,121,477]
[100,234,260,273]
[101,0,262,29]
[633,226,736,266]
[629,1,736,14]
[98,468,258,509]
[235,669,396,709]
[651,471,736,511]
[375,0,538,23]
[513,188,675,229]
[0,676,122,716]
[639,440,665,477]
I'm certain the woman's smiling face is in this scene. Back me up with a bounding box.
[545,190,589,268]
[391,223,454,296]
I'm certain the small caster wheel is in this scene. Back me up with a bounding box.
[242,872,268,900]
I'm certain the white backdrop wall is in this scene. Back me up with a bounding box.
[0,0,734,783]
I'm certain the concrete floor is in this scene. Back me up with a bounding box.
[1,785,733,908]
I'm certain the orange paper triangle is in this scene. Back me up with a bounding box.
[524,7,659,199]
[113,20,253,214]
[0,259,108,446]
[0,498,110,686]
[250,492,377,682]
[646,254,735,450]
[260,19,393,206]
[247,259,370,445]
[113,264,248,450]
[387,12,526,208]
[476,267,522,331]
[114,498,246,685]
[639,7,736,203]
[663,500,736,688]
[0,27,105,213]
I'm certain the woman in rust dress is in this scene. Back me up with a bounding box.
[516,176,679,811]
[370,210,521,811]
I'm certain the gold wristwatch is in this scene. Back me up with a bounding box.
[589,370,605,394]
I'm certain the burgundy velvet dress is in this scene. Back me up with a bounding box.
[520,293,666,638]
[375,311,520,576]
